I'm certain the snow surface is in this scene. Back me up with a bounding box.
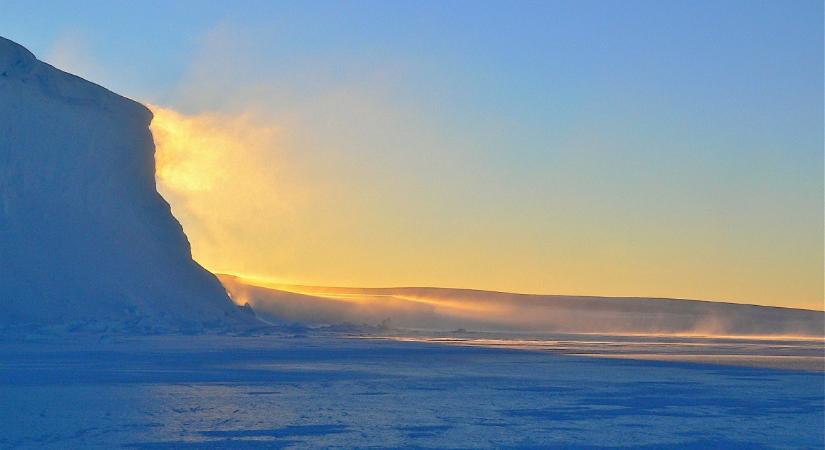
[0,332,822,448]
[0,37,253,332]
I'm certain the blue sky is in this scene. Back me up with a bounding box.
[1,0,822,308]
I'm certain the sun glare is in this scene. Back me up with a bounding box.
[147,104,293,277]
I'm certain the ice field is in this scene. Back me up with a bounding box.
[1,331,822,448]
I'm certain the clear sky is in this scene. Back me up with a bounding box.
[1,0,822,310]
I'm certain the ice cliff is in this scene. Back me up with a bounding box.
[0,37,252,332]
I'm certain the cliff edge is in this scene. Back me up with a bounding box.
[0,37,253,332]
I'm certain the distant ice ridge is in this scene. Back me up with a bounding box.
[0,37,255,332]
[219,275,825,337]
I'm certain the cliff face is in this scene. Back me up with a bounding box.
[0,37,251,331]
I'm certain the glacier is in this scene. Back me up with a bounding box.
[0,37,252,332]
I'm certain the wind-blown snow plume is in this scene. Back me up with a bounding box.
[147,103,312,281]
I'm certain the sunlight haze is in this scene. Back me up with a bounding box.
[3,0,821,310]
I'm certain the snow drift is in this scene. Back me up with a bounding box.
[0,37,252,331]
[219,275,825,337]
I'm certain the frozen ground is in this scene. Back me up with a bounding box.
[1,332,822,449]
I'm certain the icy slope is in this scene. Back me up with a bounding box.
[0,37,251,331]
[219,275,825,337]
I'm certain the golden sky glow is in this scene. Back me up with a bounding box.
[150,104,302,282]
[149,103,823,311]
[0,0,819,314]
